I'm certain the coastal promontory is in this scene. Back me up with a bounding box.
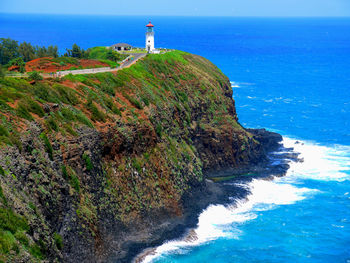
[0,51,281,262]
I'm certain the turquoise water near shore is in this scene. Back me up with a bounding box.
[146,138,350,262]
[1,14,350,262]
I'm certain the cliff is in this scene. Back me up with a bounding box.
[0,51,281,262]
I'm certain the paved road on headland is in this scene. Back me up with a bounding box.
[53,53,147,77]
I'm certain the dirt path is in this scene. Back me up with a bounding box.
[52,53,147,77]
[6,53,147,79]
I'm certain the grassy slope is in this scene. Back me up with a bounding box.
[0,51,252,262]
[86,46,127,67]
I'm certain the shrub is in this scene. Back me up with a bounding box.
[86,99,105,122]
[177,90,188,103]
[0,125,9,137]
[53,84,79,105]
[16,98,44,119]
[24,98,44,117]
[141,96,150,106]
[87,46,123,64]
[45,117,59,132]
[123,93,143,110]
[32,83,59,103]
[0,65,4,78]
[53,232,63,250]
[0,208,29,233]
[101,84,115,96]
[61,107,75,121]
[9,57,25,73]
[29,243,44,259]
[0,207,29,255]
[28,71,43,81]
[155,123,162,137]
[82,153,93,171]
[61,165,80,192]
[61,165,68,179]
[132,158,142,173]
[14,231,29,247]
[0,230,16,254]
[103,96,121,116]
[63,123,78,136]
[39,133,53,160]
[75,111,94,128]
[112,105,122,116]
[16,104,33,120]
[0,99,13,113]
[0,185,7,205]
[70,173,80,192]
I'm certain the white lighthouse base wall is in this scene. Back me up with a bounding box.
[146,32,155,53]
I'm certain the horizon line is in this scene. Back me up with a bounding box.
[1,12,350,18]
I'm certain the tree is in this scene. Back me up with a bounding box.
[106,49,121,62]
[34,45,58,58]
[36,46,48,58]
[1,38,61,64]
[64,43,86,58]
[9,57,25,73]
[0,38,19,65]
[47,45,58,58]
[19,41,36,62]
[72,44,82,58]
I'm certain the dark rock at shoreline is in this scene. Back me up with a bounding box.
[247,128,283,152]
[127,128,295,263]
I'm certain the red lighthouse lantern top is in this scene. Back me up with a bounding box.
[146,21,154,27]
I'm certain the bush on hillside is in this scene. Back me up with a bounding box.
[28,71,43,81]
[9,57,25,73]
[0,65,4,78]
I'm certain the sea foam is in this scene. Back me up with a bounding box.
[283,137,350,182]
[141,137,350,262]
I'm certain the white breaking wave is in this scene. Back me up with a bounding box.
[230,81,240,88]
[230,81,255,88]
[141,137,350,262]
[283,137,350,182]
[142,178,314,263]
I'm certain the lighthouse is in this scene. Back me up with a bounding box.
[145,21,155,53]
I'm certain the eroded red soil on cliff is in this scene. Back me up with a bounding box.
[25,57,110,73]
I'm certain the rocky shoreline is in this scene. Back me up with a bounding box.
[0,51,301,262]
[127,129,301,263]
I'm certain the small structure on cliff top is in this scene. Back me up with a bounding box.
[111,43,133,51]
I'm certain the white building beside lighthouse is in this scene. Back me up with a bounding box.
[145,21,155,53]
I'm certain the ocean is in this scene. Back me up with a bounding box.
[1,14,350,263]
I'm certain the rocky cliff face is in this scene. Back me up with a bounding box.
[0,51,281,262]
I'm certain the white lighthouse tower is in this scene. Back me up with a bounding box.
[145,21,155,53]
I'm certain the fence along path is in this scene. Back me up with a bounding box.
[52,53,146,77]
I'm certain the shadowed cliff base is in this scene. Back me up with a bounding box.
[130,128,301,263]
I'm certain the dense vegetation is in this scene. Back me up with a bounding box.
[0,39,126,73]
[0,50,255,262]
[86,46,125,62]
[0,38,59,65]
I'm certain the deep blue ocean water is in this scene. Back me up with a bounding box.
[1,14,350,263]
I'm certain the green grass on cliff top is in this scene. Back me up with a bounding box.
[0,50,240,148]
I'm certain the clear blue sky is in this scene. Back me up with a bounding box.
[1,0,350,17]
